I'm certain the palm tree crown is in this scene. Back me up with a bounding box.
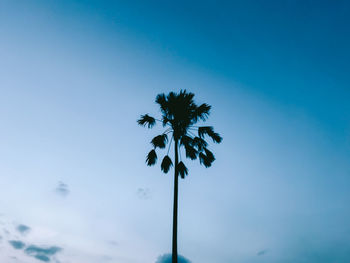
[138,90,222,177]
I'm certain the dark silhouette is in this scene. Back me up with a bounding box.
[138,90,222,263]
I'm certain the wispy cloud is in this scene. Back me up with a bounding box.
[257,249,268,256]
[9,237,63,263]
[136,188,151,200]
[107,240,118,246]
[34,254,50,262]
[25,245,62,262]
[8,240,26,250]
[16,224,31,235]
[101,255,113,261]
[55,181,70,197]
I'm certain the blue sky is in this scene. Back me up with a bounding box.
[0,1,349,262]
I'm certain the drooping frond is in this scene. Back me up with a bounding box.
[209,131,222,143]
[192,137,208,150]
[161,155,173,173]
[184,144,198,160]
[204,148,215,163]
[151,134,168,149]
[198,126,213,138]
[177,161,188,179]
[137,114,156,128]
[198,126,222,143]
[180,135,194,147]
[146,149,157,166]
[199,151,213,167]
[193,103,211,121]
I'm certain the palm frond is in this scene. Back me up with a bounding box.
[137,114,156,128]
[198,126,222,143]
[209,132,222,143]
[193,103,211,121]
[184,144,198,160]
[151,134,168,149]
[155,93,169,117]
[180,135,194,146]
[162,116,171,127]
[192,137,208,150]
[204,148,215,163]
[146,149,157,166]
[199,149,215,168]
[198,126,213,138]
[161,155,173,173]
[177,161,188,179]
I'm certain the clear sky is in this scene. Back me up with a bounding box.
[0,1,349,262]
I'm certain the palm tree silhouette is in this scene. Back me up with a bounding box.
[137,90,222,263]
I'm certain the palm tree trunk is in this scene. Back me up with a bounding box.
[172,139,179,263]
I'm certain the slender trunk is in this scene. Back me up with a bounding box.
[172,139,179,263]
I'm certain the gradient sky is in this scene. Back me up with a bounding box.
[0,1,350,262]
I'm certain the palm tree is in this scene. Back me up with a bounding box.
[137,90,222,263]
